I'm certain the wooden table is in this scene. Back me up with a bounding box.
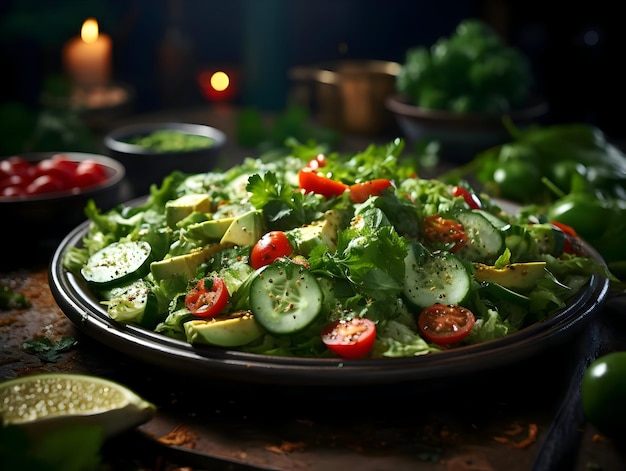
[2,262,625,470]
[2,106,625,470]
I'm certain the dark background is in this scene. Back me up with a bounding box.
[0,0,623,139]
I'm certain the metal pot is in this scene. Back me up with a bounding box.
[289,60,400,135]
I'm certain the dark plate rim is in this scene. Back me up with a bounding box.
[49,213,610,387]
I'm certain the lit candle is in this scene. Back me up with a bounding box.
[63,18,112,88]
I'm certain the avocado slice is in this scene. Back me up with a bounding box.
[473,261,547,291]
[286,209,348,256]
[184,311,264,347]
[220,210,265,247]
[166,194,211,228]
[186,217,236,241]
[151,244,228,282]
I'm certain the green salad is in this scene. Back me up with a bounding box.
[125,130,214,153]
[63,139,607,359]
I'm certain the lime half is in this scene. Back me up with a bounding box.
[0,373,156,438]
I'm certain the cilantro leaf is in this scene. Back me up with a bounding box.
[246,171,322,229]
[21,336,77,363]
[310,207,407,302]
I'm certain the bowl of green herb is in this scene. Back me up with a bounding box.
[104,122,226,196]
[386,18,547,161]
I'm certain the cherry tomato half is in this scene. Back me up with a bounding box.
[1,185,26,197]
[321,317,377,359]
[423,214,467,252]
[73,159,108,188]
[349,179,393,203]
[0,155,110,198]
[25,174,66,195]
[0,175,28,193]
[451,185,482,210]
[298,168,348,199]
[418,303,475,345]
[306,154,328,170]
[250,231,293,269]
[185,277,229,318]
[32,155,78,185]
[0,156,31,178]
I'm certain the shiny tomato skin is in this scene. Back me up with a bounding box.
[73,159,108,188]
[1,185,26,197]
[0,174,29,193]
[582,351,626,436]
[451,185,482,209]
[306,154,328,170]
[250,231,293,269]
[349,179,393,203]
[0,156,31,178]
[33,157,77,185]
[423,214,467,252]
[551,220,578,238]
[25,174,67,195]
[321,317,377,359]
[0,156,109,196]
[298,168,348,198]
[185,277,229,318]
[418,303,475,345]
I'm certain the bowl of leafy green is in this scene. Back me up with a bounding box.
[104,122,226,197]
[386,18,547,161]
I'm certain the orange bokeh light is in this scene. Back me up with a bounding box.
[210,71,229,92]
[198,69,236,101]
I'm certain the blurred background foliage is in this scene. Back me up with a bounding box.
[0,1,623,154]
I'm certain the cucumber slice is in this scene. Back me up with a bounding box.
[81,241,152,288]
[403,242,471,308]
[474,209,510,230]
[453,210,504,264]
[105,279,161,329]
[249,259,323,335]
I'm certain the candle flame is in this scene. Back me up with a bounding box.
[81,18,100,44]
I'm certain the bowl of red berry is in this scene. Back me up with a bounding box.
[0,152,127,257]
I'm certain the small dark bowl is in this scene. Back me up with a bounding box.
[103,122,226,197]
[386,94,549,162]
[0,152,127,265]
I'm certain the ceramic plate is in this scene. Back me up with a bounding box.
[49,217,609,387]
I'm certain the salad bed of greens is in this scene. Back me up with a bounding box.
[441,121,626,282]
[63,139,609,359]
